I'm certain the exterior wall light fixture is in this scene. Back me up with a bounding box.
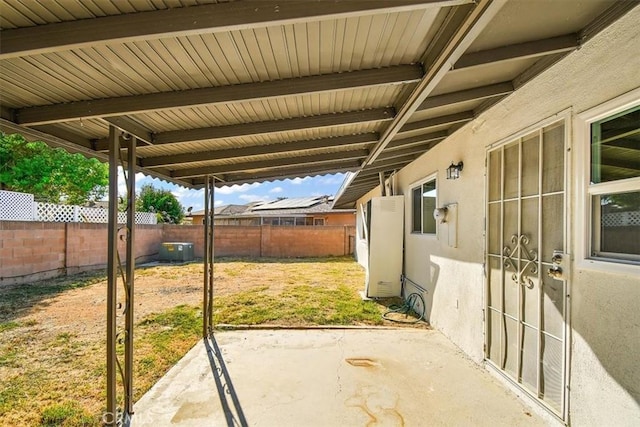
[446,161,463,180]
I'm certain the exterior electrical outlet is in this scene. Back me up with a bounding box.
[159,242,194,262]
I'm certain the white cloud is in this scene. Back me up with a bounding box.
[216,182,261,195]
[269,186,283,193]
[289,177,310,185]
[239,194,270,203]
[319,174,345,185]
[171,187,191,199]
[214,200,224,206]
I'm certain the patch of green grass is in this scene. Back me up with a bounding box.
[23,318,38,327]
[0,370,47,419]
[138,355,156,375]
[40,402,95,426]
[134,305,202,400]
[55,332,73,343]
[214,283,383,326]
[0,321,20,333]
[0,347,18,367]
[51,332,83,363]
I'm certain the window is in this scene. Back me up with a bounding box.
[280,217,295,226]
[411,176,437,234]
[586,101,640,263]
[314,218,325,226]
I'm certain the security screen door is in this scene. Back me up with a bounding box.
[486,120,568,417]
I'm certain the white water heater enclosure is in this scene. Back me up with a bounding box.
[365,195,404,298]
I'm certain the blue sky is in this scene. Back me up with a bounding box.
[117,169,346,212]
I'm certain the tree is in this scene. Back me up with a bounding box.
[136,183,184,224]
[0,133,108,205]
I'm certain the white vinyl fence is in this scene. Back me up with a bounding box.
[0,190,156,224]
[602,211,640,227]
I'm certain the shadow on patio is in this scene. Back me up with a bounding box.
[132,329,545,427]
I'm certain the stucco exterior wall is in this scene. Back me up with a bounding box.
[356,7,640,425]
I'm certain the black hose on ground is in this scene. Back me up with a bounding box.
[382,292,426,324]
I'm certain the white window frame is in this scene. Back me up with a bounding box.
[575,87,640,274]
[409,173,438,237]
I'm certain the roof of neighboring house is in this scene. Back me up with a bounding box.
[239,201,354,217]
[252,196,324,211]
[191,196,354,218]
[191,204,249,217]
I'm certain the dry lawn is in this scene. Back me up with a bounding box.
[0,257,425,426]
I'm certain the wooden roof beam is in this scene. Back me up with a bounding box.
[102,117,154,145]
[151,108,395,145]
[385,130,448,150]
[172,149,369,178]
[17,65,422,126]
[453,34,579,70]
[209,161,362,187]
[399,111,474,133]
[0,0,472,59]
[359,154,420,176]
[341,179,383,192]
[142,133,378,168]
[417,82,513,111]
[376,141,439,161]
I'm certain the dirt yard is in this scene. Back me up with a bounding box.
[0,257,426,426]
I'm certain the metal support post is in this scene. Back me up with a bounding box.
[207,179,215,334]
[105,126,119,426]
[104,128,136,426]
[203,176,210,338]
[202,175,216,338]
[124,136,136,416]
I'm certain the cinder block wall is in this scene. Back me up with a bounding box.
[0,221,164,285]
[214,226,262,257]
[0,221,66,284]
[0,221,356,285]
[263,226,352,257]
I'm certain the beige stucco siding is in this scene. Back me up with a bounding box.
[356,6,640,425]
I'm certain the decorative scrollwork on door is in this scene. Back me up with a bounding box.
[503,234,538,289]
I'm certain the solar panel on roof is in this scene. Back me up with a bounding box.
[252,197,321,211]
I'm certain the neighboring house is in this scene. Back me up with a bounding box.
[334,7,640,427]
[189,196,355,226]
[188,204,252,225]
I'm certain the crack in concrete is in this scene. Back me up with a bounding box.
[336,329,346,396]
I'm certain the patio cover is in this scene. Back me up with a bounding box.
[1,0,637,206]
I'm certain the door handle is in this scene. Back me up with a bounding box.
[548,266,563,279]
[549,250,564,279]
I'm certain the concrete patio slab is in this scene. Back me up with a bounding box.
[132,329,546,427]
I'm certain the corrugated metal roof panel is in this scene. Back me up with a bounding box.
[466,0,617,53]
[408,100,485,124]
[135,122,382,157]
[0,0,229,29]
[432,58,539,96]
[32,119,107,140]
[129,86,406,133]
[166,141,374,171]
[1,8,434,110]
